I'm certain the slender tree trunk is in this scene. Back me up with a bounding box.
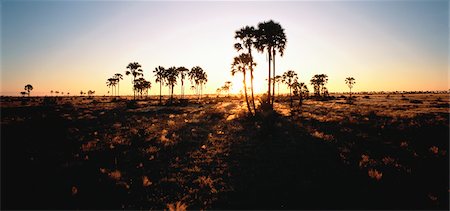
[249,49,256,113]
[118,82,120,97]
[289,86,292,107]
[159,82,162,105]
[181,80,183,99]
[272,49,276,104]
[350,87,352,98]
[267,47,272,105]
[243,71,253,116]
[277,82,280,97]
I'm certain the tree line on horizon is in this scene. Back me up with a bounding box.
[104,62,208,104]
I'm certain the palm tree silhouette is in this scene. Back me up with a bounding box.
[224,81,232,97]
[345,77,356,98]
[125,62,143,100]
[176,66,189,99]
[282,70,298,106]
[275,75,282,97]
[235,25,257,110]
[165,67,178,103]
[106,78,116,96]
[232,53,255,116]
[189,66,207,100]
[114,73,123,97]
[292,80,308,107]
[153,66,166,104]
[50,90,53,96]
[24,84,33,97]
[255,20,286,105]
[310,74,328,97]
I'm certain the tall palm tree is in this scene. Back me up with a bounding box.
[114,73,123,96]
[24,84,33,97]
[232,53,255,116]
[345,77,356,98]
[235,25,257,110]
[255,20,286,105]
[282,70,298,107]
[176,66,189,99]
[153,66,166,104]
[165,67,178,103]
[125,62,143,100]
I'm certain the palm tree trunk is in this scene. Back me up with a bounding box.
[289,86,292,107]
[118,82,120,97]
[350,87,352,98]
[267,47,272,105]
[272,49,276,104]
[243,71,253,116]
[249,49,256,113]
[159,82,162,105]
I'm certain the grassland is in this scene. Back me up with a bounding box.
[1,93,448,209]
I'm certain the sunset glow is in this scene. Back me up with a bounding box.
[1,1,448,96]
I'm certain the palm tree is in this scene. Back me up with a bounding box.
[292,80,308,107]
[24,84,33,97]
[224,81,232,97]
[134,78,151,98]
[235,25,257,110]
[255,20,286,105]
[106,78,116,96]
[282,70,298,107]
[189,66,206,100]
[310,74,328,97]
[275,75,282,97]
[50,90,53,96]
[114,73,123,96]
[176,66,189,99]
[125,62,143,100]
[345,77,356,98]
[165,67,178,103]
[153,66,166,104]
[232,53,255,116]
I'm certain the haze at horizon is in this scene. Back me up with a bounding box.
[1,1,448,96]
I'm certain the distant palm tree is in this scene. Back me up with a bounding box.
[134,78,151,98]
[292,80,308,107]
[345,77,356,98]
[189,66,207,100]
[275,75,282,97]
[165,67,178,103]
[24,84,33,97]
[176,66,189,99]
[106,78,116,96]
[232,53,255,115]
[255,20,286,105]
[50,90,53,96]
[114,73,123,96]
[80,90,84,97]
[282,70,298,106]
[125,62,143,100]
[235,25,257,110]
[20,91,27,97]
[224,81,232,97]
[153,66,166,104]
[310,74,328,97]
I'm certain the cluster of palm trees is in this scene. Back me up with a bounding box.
[216,81,232,97]
[20,84,33,97]
[106,74,124,97]
[310,74,329,97]
[232,20,287,115]
[153,65,207,104]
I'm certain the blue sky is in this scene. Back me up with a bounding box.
[1,0,448,96]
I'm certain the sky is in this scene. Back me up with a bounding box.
[1,0,449,96]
